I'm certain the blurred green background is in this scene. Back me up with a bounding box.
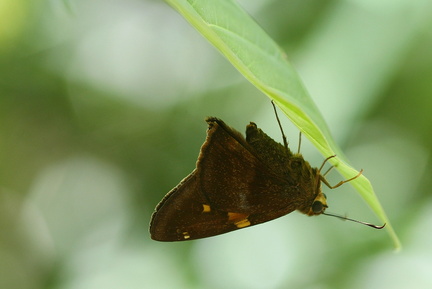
[1,0,432,288]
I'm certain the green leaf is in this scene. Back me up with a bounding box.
[165,0,400,249]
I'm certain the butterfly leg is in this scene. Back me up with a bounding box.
[320,169,364,189]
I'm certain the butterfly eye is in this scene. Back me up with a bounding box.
[312,201,324,214]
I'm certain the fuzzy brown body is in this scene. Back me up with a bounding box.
[150,117,325,241]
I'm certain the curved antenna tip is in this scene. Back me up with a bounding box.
[370,223,386,230]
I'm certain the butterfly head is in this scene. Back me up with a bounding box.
[307,191,328,216]
[306,170,328,216]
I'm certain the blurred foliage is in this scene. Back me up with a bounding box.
[1,0,432,289]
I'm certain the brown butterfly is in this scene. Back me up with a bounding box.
[150,105,384,241]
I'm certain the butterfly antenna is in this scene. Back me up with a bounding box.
[297,132,302,154]
[271,101,288,150]
[322,212,386,229]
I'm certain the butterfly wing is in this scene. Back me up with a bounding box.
[150,118,306,241]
